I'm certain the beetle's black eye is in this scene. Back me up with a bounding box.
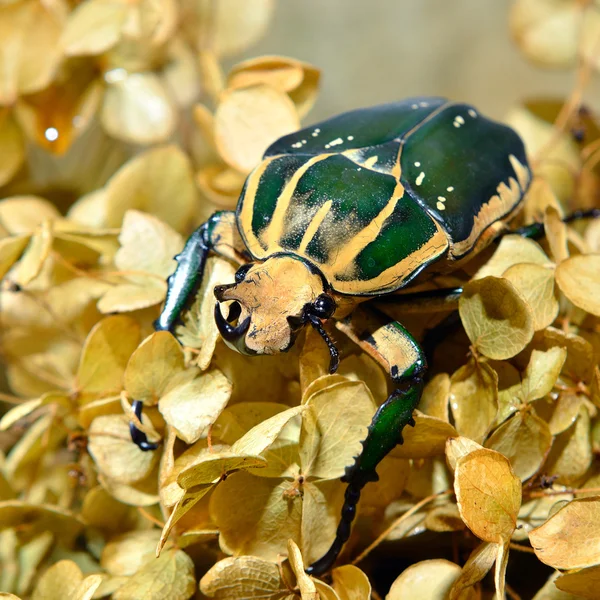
[311,294,336,320]
[234,263,253,283]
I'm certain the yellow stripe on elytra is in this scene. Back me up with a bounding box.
[330,145,404,273]
[298,199,332,253]
[451,174,522,258]
[330,185,405,275]
[509,154,530,191]
[330,218,449,295]
[238,156,278,256]
[264,154,331,250]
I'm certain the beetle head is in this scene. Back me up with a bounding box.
[214,255,338,370]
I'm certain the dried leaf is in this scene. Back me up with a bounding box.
[510,0,580,68]
[227,55,320,117]
[419,373,450,422]
[112,548,195,600]
[449,359,498,443]
[0,501,83,544]
[445,437,484,471]
[88,415,159,484]
[231,405,303,457]
[60,0,127,56]
[391,411,457,458]
[31,560,102,600]
[104,145,197,230]
[530,497,600,569]
[300,380,376,480]
[387,559,473,600]
[200,555,283,599]
[503,263,559,331]
[76,315,141,397]
[0,1,62,104]
[210,471,302,561]
[0,112,25,186]
[545,405,592,484]
[330,565,371,600]
[114,210,184,278]
[555,565,600,599]
[287,539,318,600]
[101,73,177,145]
[522,347,567,402]
[125,331,185,404]
[485,409,552,481]
[450,541,497,600]
[0,196,61,235]
[13,221,53,286]
[474,234,551,280]
[193,0,275,58]
[459,276,534,360]
[555,254,600,316]
[101,530,162,576]
[454,448,522,542]
[214,84,300,174]
[159,368,232,444]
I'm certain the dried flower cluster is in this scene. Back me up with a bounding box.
[0,1,599,599]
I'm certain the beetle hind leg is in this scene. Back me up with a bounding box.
[306,306,426,575]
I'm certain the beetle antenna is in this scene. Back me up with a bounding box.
[308,314,339,374]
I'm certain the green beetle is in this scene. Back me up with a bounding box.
[131,97,541,573]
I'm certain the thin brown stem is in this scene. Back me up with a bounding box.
[351,490,452,566]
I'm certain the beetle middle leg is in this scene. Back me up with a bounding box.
[306,306,426,575]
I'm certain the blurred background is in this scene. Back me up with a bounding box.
[237,0,598,122]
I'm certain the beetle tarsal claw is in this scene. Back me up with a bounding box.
[214,302,251,341]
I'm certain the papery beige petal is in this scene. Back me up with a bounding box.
[0,196,60,234]
[104,145,197,230]
[199,556,283,599]
[61,0,127,56]
[214,84,300,174]
[101,72,177,145]
[88,415,159,484]
[0,0,63,105]
[555,254,600,316]
[0,112,25,186]
[194,0,275,58]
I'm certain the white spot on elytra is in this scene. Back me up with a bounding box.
[419,101,429,107]
[328,137,344,147]
[312,128,321,137]
[411,103,418,109]
[436,201,446,210]
[453,115,466,128]
[414,161,421,167]
[447,186,454,192]
[347,135,354,141]
[438,196,446,202]
[292,142,302,149]
[468,109,477,118]
[416,172,425,186]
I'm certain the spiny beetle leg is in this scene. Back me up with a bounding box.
[129,211,243,451]
[306,378,424,576]
[307,307,426,575]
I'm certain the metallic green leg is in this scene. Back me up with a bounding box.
[307,309,426,575]
[131,210,244,451]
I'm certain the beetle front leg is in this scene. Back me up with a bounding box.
[130,210,245,451]
[306,306,426,575]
